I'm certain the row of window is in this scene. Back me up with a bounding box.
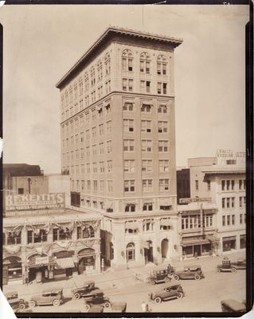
[3,226,96,246]
[181,214,213,230]
[222,213,246,226]
[123,119,168,133]
[221,179,246,191]
[123,139,169,152]
[222,196,246,208]
[124,179,169,193]
[61,102,169,137]
[122,78,168,94]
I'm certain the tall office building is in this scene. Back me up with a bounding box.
[56,27,183,267]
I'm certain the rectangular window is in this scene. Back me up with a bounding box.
[92,162,97,173]
[125,204,136,213]
[107,160,112,173]
[231,180,235,190]
[163,83,167,94]
[158,105,167,113]
[141,140,152,152]
[123,119,134,132]
[107,180,113,192]
[124,139,134,151]
[158,140,168,152]
[99,143,104,155]
[159,179,169,191]
[106,121,111,134]
[231,197,235,208]
[159,160,169,172]
[195,180,199,191]
[142,179,153,192]
[222,215,226,226]
[227,215,230,225]
[142,160,152,172]
[99,124,104,136]
[158,121,168,133]
[232,215,235,225]
[141,104,151,112]
[124,160,135,173]
[123,102,134,111]
[240,214,243,224]
[222,198,225,208]
[93,180,98,192]
[99,161,105,173]
[226,180,230,190]
[124,180,135,192]
[107,140,112,153]
[141,120,151,133]
[143,202,153,211]
[146,81,150,93]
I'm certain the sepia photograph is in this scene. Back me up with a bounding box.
[0,2,251,317]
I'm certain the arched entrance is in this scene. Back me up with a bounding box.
[77,248,96,274]
[27,253,48,283]
[3,256,22,285]
[161,238,169,260]
[144,240,153,264]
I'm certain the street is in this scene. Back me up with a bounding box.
[3,252,246,313]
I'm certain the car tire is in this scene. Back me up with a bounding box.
[155,297,162,304]
[231,267,237,273]
[104,301,111,308]
[177,292,184,299]
[30,301,36,308]
[174,275,180,281]
[195,274,201,280]
[19,303,26,310]
[74,292,81,299]
[84,303,90,311]
[53,299,60,306]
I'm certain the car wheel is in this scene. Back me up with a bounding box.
[53,299,60,306]
[74,292,81,299]
[231,267,237,273]
[177,292,184,299]
[195,274,201,280]
[174,275,180,281]
[19,303,26,310]
[104,301,111,308]
[30,301,36,308]
[155,297,162,304]
[84,303,90,311]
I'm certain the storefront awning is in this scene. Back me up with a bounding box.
[56,257,75,269]
[207,235,220,243]
[160,219,171,226]
[125,222,139,230]
[181,238,210,247]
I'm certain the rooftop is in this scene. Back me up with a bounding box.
[56,26,183,89]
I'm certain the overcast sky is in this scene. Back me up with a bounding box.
[0,4,249,174]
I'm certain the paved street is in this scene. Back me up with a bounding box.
[3,251,246,313]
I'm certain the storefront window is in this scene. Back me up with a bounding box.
[222,236,236,252]
[240,235,246,249]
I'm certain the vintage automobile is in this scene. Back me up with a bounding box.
[29,288,64,307]
[72,280,97,299]
[217,257,245,273]
[5,291,29,312]
[104,302,127,313]
[83,289,111,311]
[149,284,184,304]
[148,264,175,284]
[173,265,204,280]
[221,299,246,312]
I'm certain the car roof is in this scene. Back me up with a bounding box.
[221,299,246,311]
[164,284,181,289]
[5,291,18,297]
[90,288,103,294]
[42,288,63,294]
[83,280,95,285]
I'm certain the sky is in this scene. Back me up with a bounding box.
[0,4,249,174]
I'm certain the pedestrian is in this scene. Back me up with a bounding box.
[141,301,147,312]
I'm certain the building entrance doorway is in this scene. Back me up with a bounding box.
[144,241,153,263]
[161,238,169,260]
[194,245,201,257]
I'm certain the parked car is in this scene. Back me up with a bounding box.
[72,280,96,299]
[104,302,127,313]
[30,288,64,307]
[217,257,245,273]
[148,264,175,284]
[173,265,204,280]
[221,299,246,312]
[231,259,246,270]
[149,284,184,304]
[83,289,111,311]
[5,291,29,312]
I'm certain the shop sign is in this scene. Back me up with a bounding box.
[5,193,65,211]
[179,197,211,204]
[216,149,245,159]
[35,256,49,265]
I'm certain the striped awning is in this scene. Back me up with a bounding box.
[56,257,75,269]
[181,238,210,247]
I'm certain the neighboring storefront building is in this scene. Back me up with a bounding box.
[3,192,101,285]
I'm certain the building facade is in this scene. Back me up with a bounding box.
[56,27,183,267]
[177,150,246,258]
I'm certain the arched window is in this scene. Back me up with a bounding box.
[122,49,133,72]
[157,54,167,75]
[105,53,111,75]
[140,52,150,74]
[126,242,135,261]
